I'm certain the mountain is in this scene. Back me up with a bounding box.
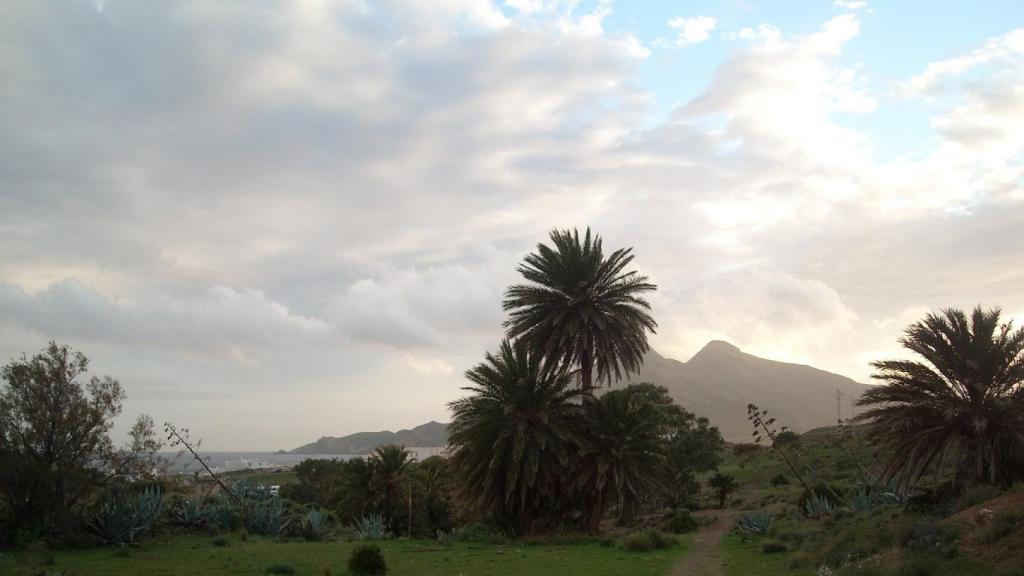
[290,342,871,452]
[290,421,448,455]
[629,341,871,441]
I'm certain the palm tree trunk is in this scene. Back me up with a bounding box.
[580,348,593,391]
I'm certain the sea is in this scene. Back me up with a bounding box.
[159,452,358,474]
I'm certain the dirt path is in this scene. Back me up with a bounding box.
[670,510,738,576]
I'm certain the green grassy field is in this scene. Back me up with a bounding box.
[0,533,694,576]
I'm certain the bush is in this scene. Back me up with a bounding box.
[897,518,957,560]
[762,540,788,553]
[621,530,677,552]
[770,474,790,487]
[665,509,698,534]
[349,544,387,576]
[266,562,296,574]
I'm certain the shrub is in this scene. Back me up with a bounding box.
[762,540,788,553]
[770,474,790,487]
[349,544,387,576]
[665,509,698,534]
[266,562,296,574]
[622,530,676,552]
[453,523,504,544]
[899,518,957,559]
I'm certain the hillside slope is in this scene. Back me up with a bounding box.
[291,342,871,452]
[630,341,870,441]
[290,421,448,455]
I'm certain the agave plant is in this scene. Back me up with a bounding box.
[300,508,332,541]
[233,479,272,501]
[737,509,774,535]
[90,487,165,544]
[851,487,874,513]
[804,493,834,519]
[136,486,165,527]
[91,493,142,544]
[208,494,236,530]
[243,497,291,536]
[355,512,388,539]
[174,495,209,529]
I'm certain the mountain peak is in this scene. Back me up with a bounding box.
[692,339,741,359]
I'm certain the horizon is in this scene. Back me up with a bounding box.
[2,1,1023,450]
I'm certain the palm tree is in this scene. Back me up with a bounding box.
[447,339,586,534]
[708,472,738,508]
[503,227,657,391]
[576,388,668,530]
[369,444,411,530]
[855,307,1024,488]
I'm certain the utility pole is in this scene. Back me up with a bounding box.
[836,389,843,425]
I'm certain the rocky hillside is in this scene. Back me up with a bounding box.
[629,341,871,441]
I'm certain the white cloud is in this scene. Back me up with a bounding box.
[1,3,1022,446]
[833,0,867,10]
[403,354,456,376]
[667,15,716,46]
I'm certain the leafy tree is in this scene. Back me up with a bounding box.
[707,472,738,508]
[667,413,724,509]
[614,384,724,512]
[576,389,668,530]
[503,227,657,390]
[855,307,1024,488]
[447,339,586,534]
[0,342,160,533]
[773,430,800,449]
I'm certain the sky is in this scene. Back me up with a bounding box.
[2,0,1023,450]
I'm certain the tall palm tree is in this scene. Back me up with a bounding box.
[447,339,586,534]
[576,388,668,530]
[503,228,657,390]
[369,444,411,529]
[855,306,1024,488]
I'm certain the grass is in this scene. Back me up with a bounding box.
[0,534,692,576]
[720,533,793,576]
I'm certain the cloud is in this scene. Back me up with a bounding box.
[666,16,717,46]
[0,280,331,361]
[1,2,1022,446]
[403,354,456,376]
[652,270,858,366]
[833,0,867,10]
